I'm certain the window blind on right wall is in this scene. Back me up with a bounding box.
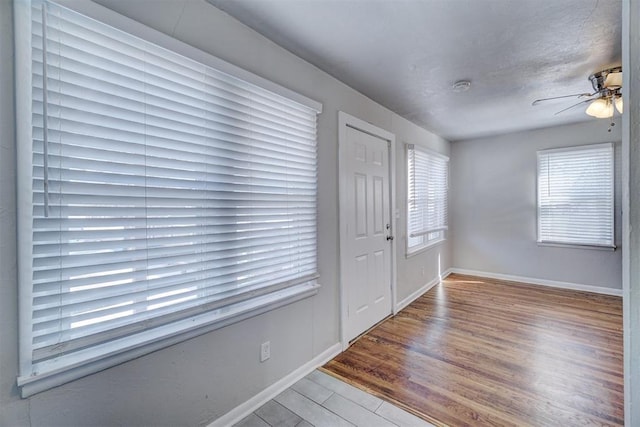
[537,143,615,248]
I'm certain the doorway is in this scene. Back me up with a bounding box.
[338,112,397,348]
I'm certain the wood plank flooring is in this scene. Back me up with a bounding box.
[321,274,623,427]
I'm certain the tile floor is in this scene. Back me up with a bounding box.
[233,369,435,427]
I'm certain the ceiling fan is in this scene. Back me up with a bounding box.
[532,66,623,121]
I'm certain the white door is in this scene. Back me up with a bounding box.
[342,123,393,343]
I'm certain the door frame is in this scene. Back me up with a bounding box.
[338,111,397,351]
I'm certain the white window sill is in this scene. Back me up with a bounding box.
[17,281,320,398]
[537,241,617,251]
[406,238,447,258]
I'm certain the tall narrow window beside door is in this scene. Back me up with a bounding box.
[16,0,321,396]
[537,143,614,248]
[406,144,449,255]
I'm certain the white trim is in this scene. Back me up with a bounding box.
[409,226,449,238]
[207,343,342,427]
[537,242,616,251]
[337,113,348,352]
[48,0,322,113]
[449,268,622,297]
[440,268,453,281]
[389,130,398,317]
[338,111,397,350]
[537,141,614,155]
[14,0,36,378]
[406,143,450,161]
[395,275,441,313]
[405,237,446,258]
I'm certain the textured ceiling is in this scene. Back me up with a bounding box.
[207,0,622,141]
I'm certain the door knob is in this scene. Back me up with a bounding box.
[386,235,394,241]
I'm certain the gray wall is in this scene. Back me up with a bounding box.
[0,1,25,426]
[0,1,450,425]
[450,120,622,290]
[622,0,640,423]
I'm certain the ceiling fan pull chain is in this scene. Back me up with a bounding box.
[608,98,616,133]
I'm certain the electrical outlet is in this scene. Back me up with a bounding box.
[260,341,270,362]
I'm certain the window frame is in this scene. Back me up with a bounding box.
[405,144,449,257]
[536,142,616,250]
[15,0,322,397]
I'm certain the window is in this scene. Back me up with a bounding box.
[406,144,449,255]
[537,143,614,248]
[16,0,321,396]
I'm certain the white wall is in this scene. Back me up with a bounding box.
[450,120,622,291]
[0,1,450,425]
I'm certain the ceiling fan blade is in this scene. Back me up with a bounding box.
[531,93,594,106]
[553,99,593,115]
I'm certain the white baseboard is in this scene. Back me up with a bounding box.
[395,274,444,313]
[207,342,342,427]
[440,268,453,280]
[449,268,623,297]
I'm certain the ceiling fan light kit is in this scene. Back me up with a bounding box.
[585,66,623,118]
[604,71,623,89]
[615,96,623,114]
[532,66,623,120]
[586,98,614,118]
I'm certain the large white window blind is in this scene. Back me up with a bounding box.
[17,0,321,396]
[537,143,614,248]
[406,144,449,254]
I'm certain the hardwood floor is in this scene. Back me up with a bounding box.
[322,274,623,427]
